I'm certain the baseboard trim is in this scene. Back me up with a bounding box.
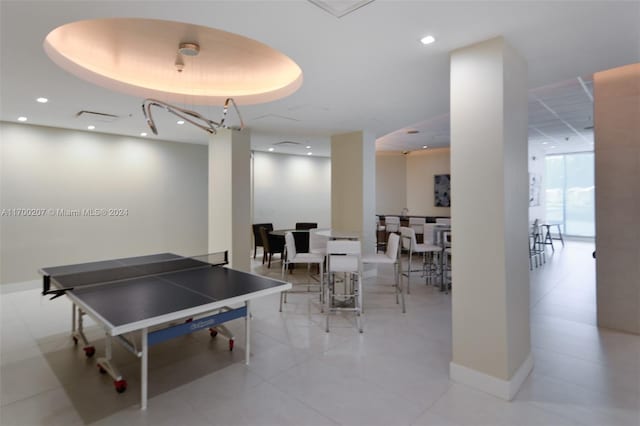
[449,353,534,400]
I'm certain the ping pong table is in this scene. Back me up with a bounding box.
[40,251,291,410]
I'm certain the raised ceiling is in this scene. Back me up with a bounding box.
[44,18,303,105]
[1,1,638,157]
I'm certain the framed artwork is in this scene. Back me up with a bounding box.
[434,174,451,207]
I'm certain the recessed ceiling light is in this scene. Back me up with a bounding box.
[36,97,48,103]
[420,35,436,45]
[422,145,428,149]
[542,142,548,145]
[550,145,556,148]
[140,132,147,137]
[307,152,313,156]
[306,145,311,149]
[177,120,185,125]
[87,125,95,130]
[17,116,27,122]
[268,147,275,152]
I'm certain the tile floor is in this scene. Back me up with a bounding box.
[1,241,638,425]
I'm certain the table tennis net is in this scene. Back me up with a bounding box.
[43,252,228,295]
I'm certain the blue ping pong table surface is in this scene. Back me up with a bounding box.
[41,253,286,329]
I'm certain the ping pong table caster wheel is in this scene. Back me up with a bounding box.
[83,346,96,357]
[229,339,234,351]
[114,379,127,394]
[97,364,107,374]
[72,336,78,345]
[209,328,218,338]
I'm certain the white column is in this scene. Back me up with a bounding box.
[208,128,251,272]
[449,36,532,400]
[594,63,640,335]
[331,130,376,256]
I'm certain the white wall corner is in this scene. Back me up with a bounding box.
[449,353,533,400]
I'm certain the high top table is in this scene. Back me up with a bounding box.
[314,229,361,240]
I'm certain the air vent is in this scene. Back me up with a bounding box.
[307,0,375,18]
[75,110,120,123]
[274,141,301,146]
[252,113,300,122]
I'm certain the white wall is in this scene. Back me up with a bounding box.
[252,151,330,229]
[376,149,451,217]
[376,152,406,215]
[0,122,208,284]
[406,148,451,217]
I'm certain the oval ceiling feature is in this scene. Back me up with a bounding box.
[43,18,303,105]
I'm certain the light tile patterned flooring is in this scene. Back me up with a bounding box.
[1,241,638,425]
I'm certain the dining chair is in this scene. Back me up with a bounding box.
[361,232,405,313]
[252,223,273,258]
[384,216,400,233]
[280,231,325,311]
[399,226,440,294]
[325,240,363,333]
[295,222,318,230]
[259,226,283,268]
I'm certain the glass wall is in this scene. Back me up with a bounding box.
[544,152,595,237]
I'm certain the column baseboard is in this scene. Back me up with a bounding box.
[449,353,533,400]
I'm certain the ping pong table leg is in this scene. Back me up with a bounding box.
[96,334,127,394]
[71,305,95,357]
[141,328,148,410]
[244,301,250,365]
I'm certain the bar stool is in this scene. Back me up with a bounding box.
[529,220,545,269]
[540,223,565,251]
[362,233,404,313]
[409,217,426,242]
[399,226,440,294]
[325,240,363,333]
[281,232,325,311]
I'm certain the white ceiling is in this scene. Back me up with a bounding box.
[378,75,597,155]
[1,1,638,158]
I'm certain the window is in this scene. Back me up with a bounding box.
[544,153,595,237]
